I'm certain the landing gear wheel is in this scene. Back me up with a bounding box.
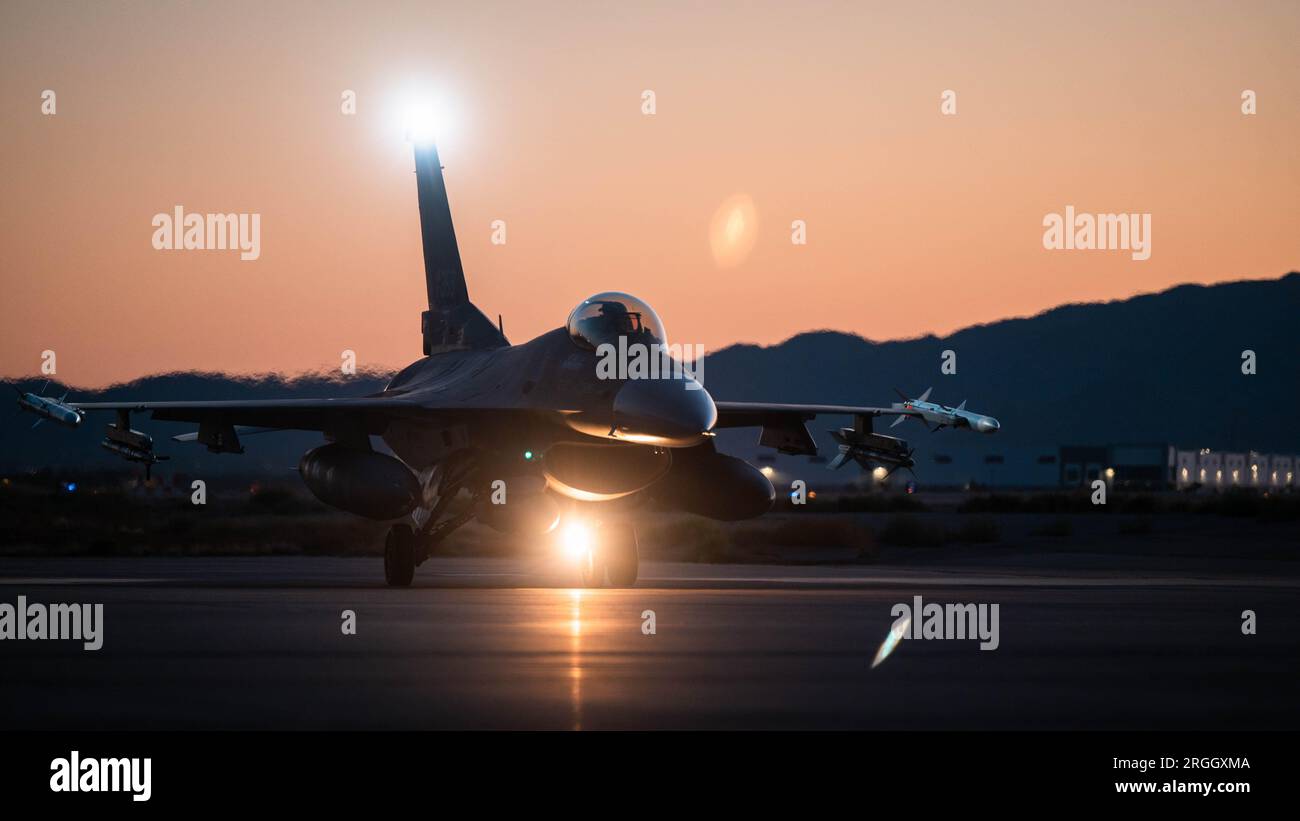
[384,524,416,587]
[605,522,639,587]
[578,546,607,588]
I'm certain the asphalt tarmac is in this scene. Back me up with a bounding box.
[1,556,1297,730]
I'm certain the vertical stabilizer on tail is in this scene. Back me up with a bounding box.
[413,143,469,308]
[412,143,508,354]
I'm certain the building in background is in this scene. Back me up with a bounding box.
[1059,446,1109,489]
[1175,449,1298,491]
[722,429,1300,492]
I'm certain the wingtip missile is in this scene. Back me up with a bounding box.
[15,389,83,428]
[890,388,1000,434]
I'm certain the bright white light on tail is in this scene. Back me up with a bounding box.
[402,101,449,145]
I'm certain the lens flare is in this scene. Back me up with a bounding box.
[871,615,911,669]
[708,194,758,268]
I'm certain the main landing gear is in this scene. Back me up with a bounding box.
[383,524,417,587]
[578,521,639,588]
[383,505,475,587]
[385,453,478,587]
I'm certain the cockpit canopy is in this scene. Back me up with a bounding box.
[566,292,667,351]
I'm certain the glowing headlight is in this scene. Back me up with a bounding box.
[560,520,593,561]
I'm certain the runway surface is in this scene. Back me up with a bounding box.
[1,555,1297,730]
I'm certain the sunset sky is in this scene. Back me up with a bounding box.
[2,0,1297,386]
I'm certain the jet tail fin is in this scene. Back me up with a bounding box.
[413,143,508,354]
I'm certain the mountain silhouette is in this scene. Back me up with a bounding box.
[705,272,1299,454]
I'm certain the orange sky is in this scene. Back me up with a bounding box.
[2,0,1297,386]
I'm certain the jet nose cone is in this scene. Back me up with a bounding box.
[978,417,1000,433]
[612,377,717,446]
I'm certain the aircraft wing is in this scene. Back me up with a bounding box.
[73,395,452,435]
[713,401,905,428]
[712,401,913,455]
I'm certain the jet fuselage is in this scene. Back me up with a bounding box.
[380,327,717,475]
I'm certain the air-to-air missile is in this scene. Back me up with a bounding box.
[890,387,1001,433]
[101,426,158,463]
[13,386,83,428]
[828,426,916,476]
[100,416,169,478]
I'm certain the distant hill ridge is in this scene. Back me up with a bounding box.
[702,272,1299,452]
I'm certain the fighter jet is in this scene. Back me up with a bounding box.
[18,130,999,587]
[889,387,1001,433]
